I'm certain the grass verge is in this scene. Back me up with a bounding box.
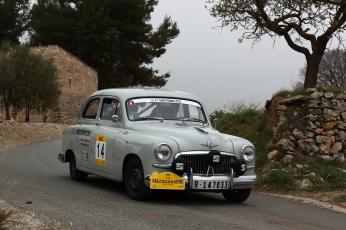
[260,160,346,192]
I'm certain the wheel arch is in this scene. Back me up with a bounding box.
[122,153,141,180]
[65,149,75,162]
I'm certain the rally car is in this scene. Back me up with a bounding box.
[58,88,256,202]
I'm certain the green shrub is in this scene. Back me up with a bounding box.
[322,85,342,93]
[261,169,295,191]
[274,89,292,97]
[260,161,346,192]
[314,165,346,191]
[274,85,306,97]
[334,194,346,202]
[211,103,271,169]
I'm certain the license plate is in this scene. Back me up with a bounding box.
[193,180,230,190]
[150,172,185,190]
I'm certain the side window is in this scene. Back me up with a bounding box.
[100,98,121,121]
[82,98,100,119]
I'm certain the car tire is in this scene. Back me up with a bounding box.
[222,189,251,203]
[69,154,88,181]
[124,158,151,201]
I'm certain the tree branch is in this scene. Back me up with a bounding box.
[253,0,311,56]
[282,32,311,57]
[319,6,346,42]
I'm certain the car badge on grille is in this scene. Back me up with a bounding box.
[201,136,218,149]
[213,155,220,163]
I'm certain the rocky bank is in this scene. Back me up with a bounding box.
[268,88,346,164]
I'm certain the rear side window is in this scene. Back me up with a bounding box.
[100,98,121,121]
[82,98,100,119]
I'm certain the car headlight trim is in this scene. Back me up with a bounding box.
[154,144,172,162]
[241,145,255,162]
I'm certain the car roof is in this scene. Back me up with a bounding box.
[90,88,201,102]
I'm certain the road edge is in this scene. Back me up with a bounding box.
[259,192,346,214]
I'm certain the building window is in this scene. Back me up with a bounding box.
[68,79,72,88]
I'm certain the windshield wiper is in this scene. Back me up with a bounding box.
[134,117,164,122]
[179,118,205,124]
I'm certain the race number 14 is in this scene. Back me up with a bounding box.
[95,135,107,166]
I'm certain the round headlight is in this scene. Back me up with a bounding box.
[241,146,255,162]
[154,144,172,162]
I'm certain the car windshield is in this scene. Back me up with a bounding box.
[126,98,207,123]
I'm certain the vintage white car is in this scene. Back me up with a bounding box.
[58,88,256,202]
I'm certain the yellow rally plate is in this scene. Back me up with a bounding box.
[150,172,185,190]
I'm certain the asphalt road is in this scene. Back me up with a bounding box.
[0,139,345,230]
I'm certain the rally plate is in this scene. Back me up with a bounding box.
[150,172,185,190]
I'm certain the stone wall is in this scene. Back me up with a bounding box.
[268,88,346,164]
[31,46,98,99]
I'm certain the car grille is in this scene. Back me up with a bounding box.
[177,154,236,175]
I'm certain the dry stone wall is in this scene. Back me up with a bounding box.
[268,88,346,164]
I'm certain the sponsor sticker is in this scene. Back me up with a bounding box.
[150,172,185,190]
[127,100,135,107]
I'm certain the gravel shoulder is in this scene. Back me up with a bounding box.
[0,199,67,230]
[0,121,66,152]
[0,121,67,229]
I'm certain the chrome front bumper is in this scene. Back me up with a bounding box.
[145,174,256,191]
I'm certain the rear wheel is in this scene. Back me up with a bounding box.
[222,189,251,203]
[124,158,151,201]
[69,154,88,181]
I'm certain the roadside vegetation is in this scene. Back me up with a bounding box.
[274,83,342,98]
[334,194,346,203]
[0,43,60,122]
[0,209,13,230]
[210,103,272,169]
[262,161,346,192]
[211,99,346,193]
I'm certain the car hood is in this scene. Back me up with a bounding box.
[127,121,238,153]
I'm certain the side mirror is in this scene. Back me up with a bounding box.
[111,115,120,123]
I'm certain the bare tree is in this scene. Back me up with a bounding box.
[208,0,346,88]
[317,49,346,89]
[298,49,346,90]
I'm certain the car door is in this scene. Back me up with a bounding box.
[91,97,122,175]
[75,97,101,170]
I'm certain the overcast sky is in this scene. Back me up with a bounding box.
[29,0,342,113]
[150,0,305,112]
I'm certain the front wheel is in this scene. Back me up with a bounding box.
[222,189,251,203]
[69,154,88,181]
[124,158,151,201]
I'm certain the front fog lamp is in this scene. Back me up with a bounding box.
[241,146,255,162]
[154,144,172,162]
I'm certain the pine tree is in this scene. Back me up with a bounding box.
[0,0,29,43]
[30,0,179,88]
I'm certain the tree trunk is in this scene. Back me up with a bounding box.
[42,114,48,123]
[4,102,11,120]
[304,53,323,88]
[25,107,30,123]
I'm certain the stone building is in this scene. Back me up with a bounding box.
[11,45,98,123]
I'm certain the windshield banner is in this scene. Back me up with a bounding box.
[129,98,201,107]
